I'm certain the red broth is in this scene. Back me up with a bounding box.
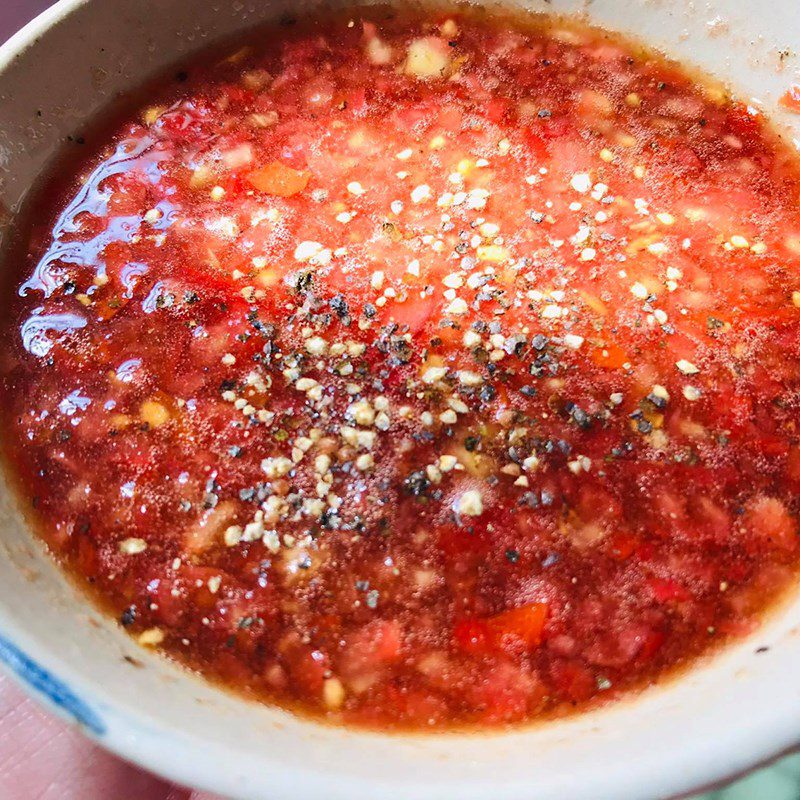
[3,7,800,729]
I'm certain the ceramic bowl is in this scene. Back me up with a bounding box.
[1,1,800,798]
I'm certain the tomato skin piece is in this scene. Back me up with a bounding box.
[757,433,790,459]
[454,603,548,655]
[488,603,549,649]
[246,161,309,196]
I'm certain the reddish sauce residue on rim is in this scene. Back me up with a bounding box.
[3,7,800,729]
[780,84,800,114]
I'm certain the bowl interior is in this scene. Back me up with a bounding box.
[1,1,800,799]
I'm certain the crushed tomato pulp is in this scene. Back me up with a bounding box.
[4,8,800,729]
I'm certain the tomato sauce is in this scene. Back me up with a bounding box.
[3,7,800,729]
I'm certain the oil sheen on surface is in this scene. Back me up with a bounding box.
[3,7,800,729]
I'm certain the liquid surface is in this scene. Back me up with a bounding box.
[3,8,800,729]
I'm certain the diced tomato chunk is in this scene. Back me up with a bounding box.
[648,577,692,603]
[486,97,512,124]
[487,603,549,649]
[635,628,665,662]
[786,446,800,482]
[455,603,548,655]
[744,496,798,551]
[339,619,403,678]
[284,644,328,694]
[246,161,309,196]
[466,661,542,723]
[591,343,628,369]
[550,660,596,703]
[384,685,448,724]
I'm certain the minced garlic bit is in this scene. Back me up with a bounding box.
[458,370,483,386]
[456,489,484,516]
[676,359,700,375]
[446,297,469,315]
[355,453,374,471]
[410,184,432,203]
[224,525,243,547]
[119,537,147,555]
[421,366,447,384]
[140,399,170,428]
[404,37,451,79]
[305,336,328,356]
[294,240,331,265]
[262,456,293,478]
[347,181,366,196]
[523,455,540,472]
[570,173,592,193]
[564,333,584,349]
[138,628,165,647]
[323,677,346,710]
